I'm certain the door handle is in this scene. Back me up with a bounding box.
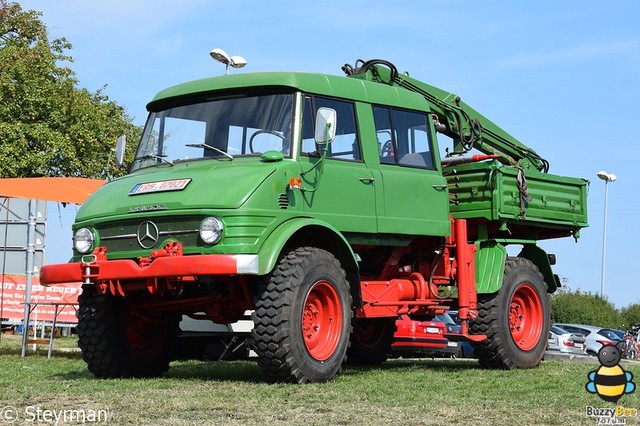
[432,184,448,191]
[359,177,375,184]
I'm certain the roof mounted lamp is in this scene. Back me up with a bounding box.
[210,48,247,75]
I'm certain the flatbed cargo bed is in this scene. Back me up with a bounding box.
[445,160,588,239]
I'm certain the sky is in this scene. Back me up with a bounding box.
[19,0,640,309]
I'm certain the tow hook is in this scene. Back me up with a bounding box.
[81,253,98,285]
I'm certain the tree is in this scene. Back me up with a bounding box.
[621,304,640,329]
[0,1,139,179]
[550,288,622,329]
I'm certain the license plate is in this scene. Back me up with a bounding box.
[447,341,458,347]
[425,327,440,334]
[130,178,192,195]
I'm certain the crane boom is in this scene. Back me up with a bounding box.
[343,59,549,173]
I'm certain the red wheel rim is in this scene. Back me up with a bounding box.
[354,320,382,347]
[302,280,343,361]
[509,283,543,351]
[125,310,165,357]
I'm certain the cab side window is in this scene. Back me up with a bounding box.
[301,95,361,161]
[373,106,434,169]
[373,106,396,164]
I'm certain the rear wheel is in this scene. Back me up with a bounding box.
[252,247,353,383]
[471,257,549,369]
[77,285,179,378]
[346,318,396,365]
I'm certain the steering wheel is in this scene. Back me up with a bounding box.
[381,140,394,157]
[249,130,286,154]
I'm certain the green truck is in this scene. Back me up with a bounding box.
[40,58,588,383]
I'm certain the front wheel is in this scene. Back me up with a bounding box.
[470,257,550,369]
[77,286,179,378]
[252,247,353,383]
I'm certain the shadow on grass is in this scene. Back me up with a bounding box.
[0,345,83,359]
[167,356,482,382]
[342,357,482,377]
[46,355,481,384]
[167,359,269,383]
[50,359,271,384]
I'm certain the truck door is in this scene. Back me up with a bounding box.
[298,95,377,232]
[372,106,450,236]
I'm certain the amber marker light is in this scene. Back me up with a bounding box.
[288,177,302,190]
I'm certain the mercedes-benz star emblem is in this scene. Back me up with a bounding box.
[137,221,159,249]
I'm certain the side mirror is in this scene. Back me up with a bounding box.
[314,108,336,145]
[115,135,126,167]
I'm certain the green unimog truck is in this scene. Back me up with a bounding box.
[41,58,588,383]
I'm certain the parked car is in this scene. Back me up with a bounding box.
[445,310,475,358]
[547,325,587,355]
[553,323,622,356]
[434,312,460,335]
[392,314,460,358]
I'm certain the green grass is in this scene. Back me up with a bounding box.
[0,337,638,425]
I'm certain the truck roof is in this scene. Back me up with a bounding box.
[146,71,430,112]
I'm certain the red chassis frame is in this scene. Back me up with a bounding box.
[40,218,485,342]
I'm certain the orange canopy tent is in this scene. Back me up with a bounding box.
[0,177,105,355]
[0,177,106,204]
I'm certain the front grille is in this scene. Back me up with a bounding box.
[93,215,276,255]
[98,217,201,252]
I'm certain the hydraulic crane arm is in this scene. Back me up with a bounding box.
[342,59,549,173]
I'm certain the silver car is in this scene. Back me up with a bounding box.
[554,323,621,356]
[548,325,587,355]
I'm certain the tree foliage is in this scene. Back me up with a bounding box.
[0,1,139,179]
[621,304,640,329]
[550,288,623,329]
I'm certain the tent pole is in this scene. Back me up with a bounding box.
[0,197,9,342]
[20,199,36,357]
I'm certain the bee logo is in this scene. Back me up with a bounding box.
[586,345,635,403]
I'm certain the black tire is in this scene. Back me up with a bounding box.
[77,285,179,378]
[346,318,396,365]
[251,247,353,383]
[470,257,550,369]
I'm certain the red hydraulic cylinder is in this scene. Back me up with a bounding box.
[453,218,477,334]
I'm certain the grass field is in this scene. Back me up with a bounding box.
[0,334,638,425]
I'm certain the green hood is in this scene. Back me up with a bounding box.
[77,159,277,222]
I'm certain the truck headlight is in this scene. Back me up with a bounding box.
[74,228,94,254]
[200,217,223,244]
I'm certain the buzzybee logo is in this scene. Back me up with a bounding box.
[584,345,637,425]
[586,345,635,403]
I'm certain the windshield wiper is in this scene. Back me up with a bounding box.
[186,143,233,160]
[135,154,174,166]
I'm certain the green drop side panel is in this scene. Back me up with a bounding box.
[446,161,588,232]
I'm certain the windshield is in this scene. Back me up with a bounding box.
[550,325,569,335]
[598,329,622,340]
[434,314,455,325]
[132,93,294,171]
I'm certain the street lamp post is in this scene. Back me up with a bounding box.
[597,170,616,299]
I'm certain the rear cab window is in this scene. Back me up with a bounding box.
[373,106,435,169]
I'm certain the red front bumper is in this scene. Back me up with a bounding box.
[39,253,260,286]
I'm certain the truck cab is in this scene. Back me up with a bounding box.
[72,72,451,267]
